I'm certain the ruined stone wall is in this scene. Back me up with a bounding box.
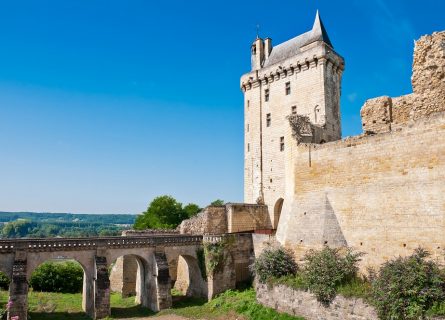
[179,206,227,235]
[277,112,445,269]
[361,32,444,133]
[179,204,271,235]
[256,282,377,320]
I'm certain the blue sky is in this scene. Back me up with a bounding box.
[0,0,444,214]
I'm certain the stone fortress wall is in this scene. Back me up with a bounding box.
[276,31,445,269]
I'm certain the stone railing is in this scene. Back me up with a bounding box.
[0,235,203,253]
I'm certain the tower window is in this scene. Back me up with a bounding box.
[252,45,256,55]
[266,113,271,127]
[247,100,250,111]
[247,143,250,152]
[314,105,320,123]
[292,106,297,115]
[280,137,284,151]
[265,89,269,102]
[285,82,291,95]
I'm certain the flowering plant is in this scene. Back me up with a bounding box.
[0,298,15,320]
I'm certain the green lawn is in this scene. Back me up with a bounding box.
[0,288,304,320]
[0,290,152,319]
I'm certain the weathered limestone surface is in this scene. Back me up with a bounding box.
[179,206,227,235]
[179,204,270,235]
[360,96,392,134]
[412,32,445,115]
[277,112,445,268]
[226,203,271,233]
[110,255,138,297]
[256,283,377,320]
[361,31,445,133]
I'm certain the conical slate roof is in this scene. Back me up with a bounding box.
[311,10,333,48]
[263,11,333,67]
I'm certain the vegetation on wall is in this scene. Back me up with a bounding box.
[133,195,201,230]
[196,248,207,280]
[370,248,445,320]
[255,246,363,305]
[302,246,363,305]
[250,247,297,283]
[259,246,445,320]
[0,273,8,291]
[30,261,84,293]
[203,236,234,275]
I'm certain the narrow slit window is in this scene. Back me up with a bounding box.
[265,89,269,102]
[266,113,271,127]
[280,137,284,151]
[247,143,250,152]
[291,106,297,115]
[285,82,291,95]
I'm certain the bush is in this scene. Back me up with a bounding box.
[30,261,84,293]
[0,272,9,290]
[302,246,362,305]
[370,248,445,320]
[250,247,297,283]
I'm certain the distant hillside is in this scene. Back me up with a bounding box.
[0,211,137,225]
[0,212,138,238]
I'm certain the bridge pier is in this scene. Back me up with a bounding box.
[8,256,28,320]
[150,251,172,311]
[94,256,111,319]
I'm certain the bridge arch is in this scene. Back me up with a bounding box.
[109,254,149,307]
[26,255,93,318]
[173,254,207,298]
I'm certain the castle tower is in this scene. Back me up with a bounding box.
[240,11,345,228]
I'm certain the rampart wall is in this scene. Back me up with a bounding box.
[278,112,445,268]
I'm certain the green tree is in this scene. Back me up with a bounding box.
[30,261,84,293]
[183,203,201,218]
[134,195,188,230]
[1,219,37,238]
[210,199,224,206]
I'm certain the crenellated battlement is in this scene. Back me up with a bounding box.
[241,55,344,92]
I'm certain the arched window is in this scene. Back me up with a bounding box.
[314,105,320,123]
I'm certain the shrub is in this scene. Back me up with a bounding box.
[250,247,297,283]
[30,261,84,293]
[0,272,9,290]
[302,246,362,305]
[370,248,445,320]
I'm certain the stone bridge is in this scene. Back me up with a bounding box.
[0,233,254,320]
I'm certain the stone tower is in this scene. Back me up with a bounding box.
[240,11,345,228]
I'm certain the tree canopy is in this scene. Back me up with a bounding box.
[210,199,225,206]
[133,195,201,230]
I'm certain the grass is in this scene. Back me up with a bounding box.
[158,288,303,320]
[0,290,153,319]
[0,287,304,320]
[337,277,372,300]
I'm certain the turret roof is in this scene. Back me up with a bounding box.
[263,11,333,67]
